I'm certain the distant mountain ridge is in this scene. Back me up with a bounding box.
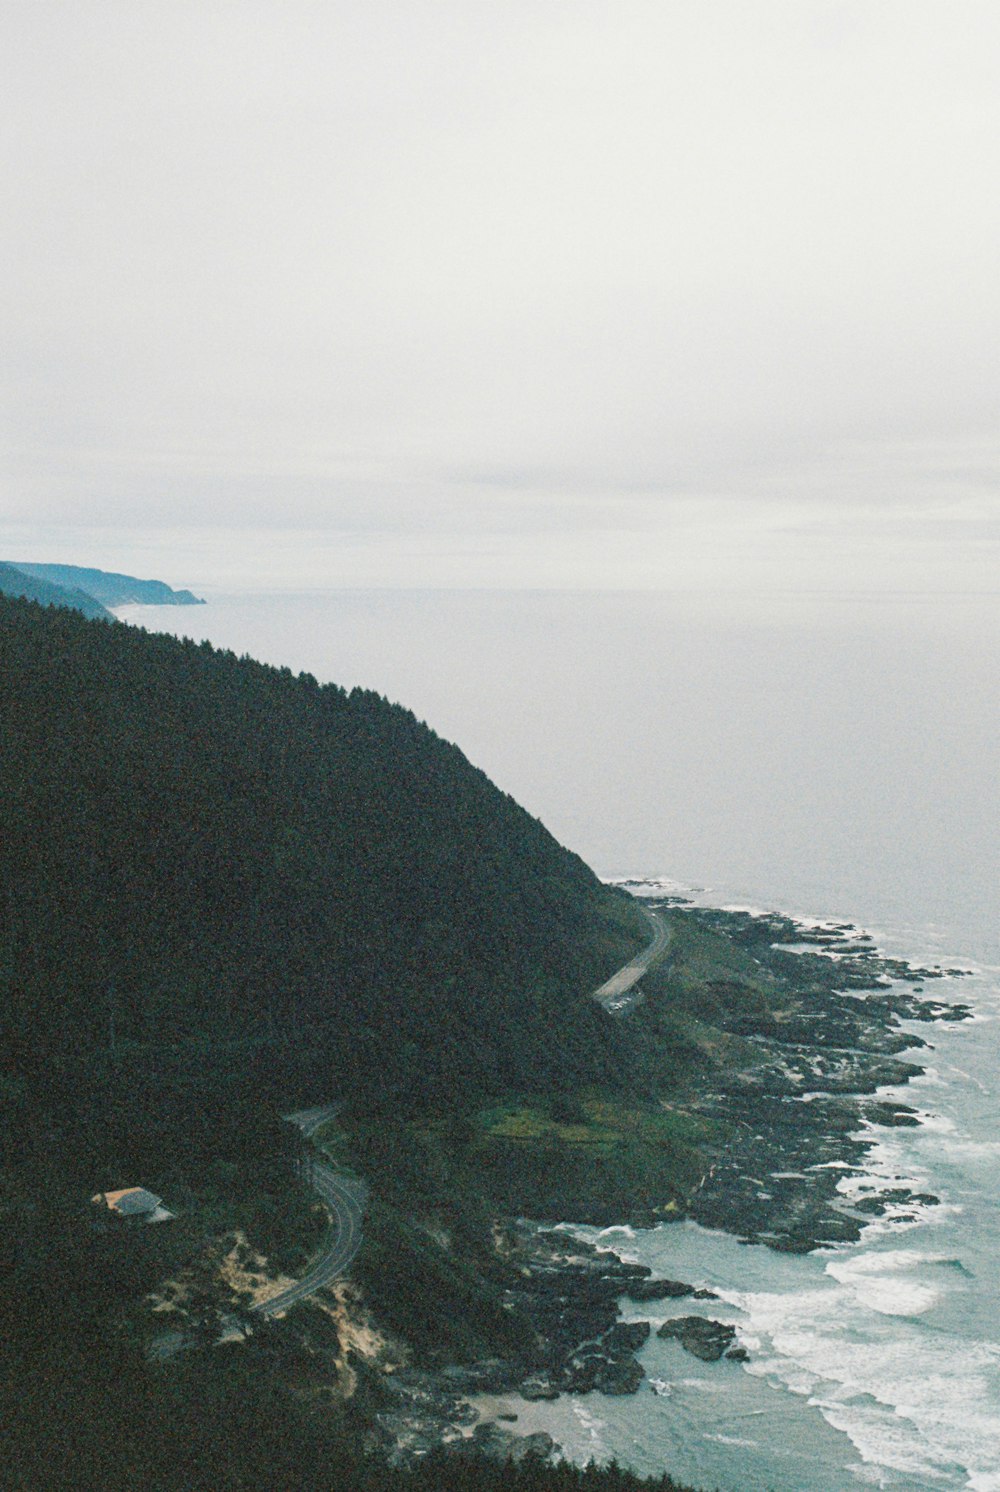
[11,562,204,608]
[0,561,115,621]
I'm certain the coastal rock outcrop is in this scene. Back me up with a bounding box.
[602,1321,651,1353]
[470,1424,557,1463]
[656,1316,741,1362]
[625,1277,696,1301]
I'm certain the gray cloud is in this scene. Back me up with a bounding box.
[2,2,998,584]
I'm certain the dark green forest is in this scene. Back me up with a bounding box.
[0,590,646,1129]
[0,592,706,1491]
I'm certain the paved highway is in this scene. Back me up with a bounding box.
[592,907,671,1014]
[254,1107,368,1318]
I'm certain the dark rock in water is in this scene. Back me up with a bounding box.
[382,1224,721,1464]
[513,1432,557,1463]
[861,1101,921,1127]
[558,1343,647,1396]
[626,1277,694,1301]
[504,1232,647,1368]
[561,1350,606,1394]
[657,1316,739,1362]
[725,1346,750,1363]
[763,1235,821,1254]
[518,1376,560,1401]
[595,1356,645,1395]
[437,1359,520,1393]
[602,1321,651,1354]
[472,1424,557,1464]
[471,1424,514,1456]
[692,1287,719,1300]
[661,901,974,1255]
[853,1187,940,1216]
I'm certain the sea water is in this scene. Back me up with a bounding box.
[120,586,1000,1490]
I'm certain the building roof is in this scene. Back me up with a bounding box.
[94,1187,162,1215]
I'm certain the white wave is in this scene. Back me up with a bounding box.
[942,1064,990,1094]
[845,1278,940,1318]
[817,1394,969,1487]
[857,1209,964,1244]
[826,1250,945,1276]
[746,1350,822,1398]
[841,1129,936,1204]
[912,1112,959,1136]
[732,1276,1000,1487]
[910,1065,947,1088]
[568,1399,608,1454]
[929,1134,1000,1162]
[825,1250,968,1317]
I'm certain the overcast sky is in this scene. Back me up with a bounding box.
[2,1,998,590]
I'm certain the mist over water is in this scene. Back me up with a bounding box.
[125,586,998,960]
[123,585,1000,1488]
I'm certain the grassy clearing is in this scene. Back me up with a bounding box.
[662,911,780,998]
[477,1095,710,1154]
[468,1093,713,1224]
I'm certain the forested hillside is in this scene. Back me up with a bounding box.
[0,591,738,1491]
[0,592,645,1118]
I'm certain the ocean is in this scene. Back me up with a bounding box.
[120,586,999,1490]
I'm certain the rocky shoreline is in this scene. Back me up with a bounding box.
[371,1221,760,1466]
[373,905,972,1466]
[675,905,971,1252]
[371,1225,713,1464]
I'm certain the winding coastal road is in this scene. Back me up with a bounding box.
[592,907,671,1014]
[254,1106,368,1319]
[256,912,669,1314]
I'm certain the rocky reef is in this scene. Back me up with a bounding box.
[373,904,972,1464]
[370,1227,662,1461]
[672,907,971,1252]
